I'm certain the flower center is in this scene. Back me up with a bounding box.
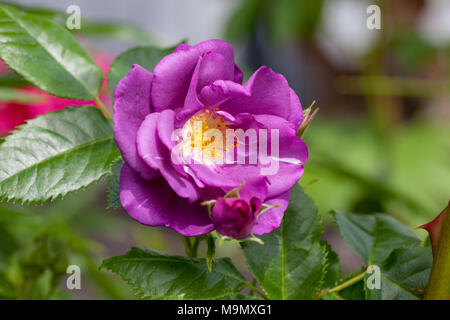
[179,107,235,164]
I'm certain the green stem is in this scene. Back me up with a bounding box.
[425,204,450,300]
[180,236,201,258]
[245,282,269,300]
[190,237,200,258]
[179,235,193,257]
[317,271,366,299]
[95,96,112,119]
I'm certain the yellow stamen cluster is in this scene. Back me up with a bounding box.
[183,107,236,162]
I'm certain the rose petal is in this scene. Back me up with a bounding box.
[234,64,244,84]
[251,191,290,235]
[216,114,308,198]
[288,89,303,130]
[197,52,234,89]
[157,109,177,150]
[113,64,158,180]
[174,43,192,52]
[157,109,191,177]
[151,39,234,111]
[220,66,293,121]
[174,56,204,123]
[180,52,237,122]
[137,112,200,202]
[120,164,213,236]
[188,163,240,189]
[198,80,250,107]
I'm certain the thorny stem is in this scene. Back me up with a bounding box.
[316,271,366,299]
[425,203,450,300]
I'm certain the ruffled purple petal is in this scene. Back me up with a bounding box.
[151,39,234,111]
[157,109,190,177]
[137,112,200,202]
[234,64,244,84]
[113,64,158,180]
[288,89,303,130]
[264,162,305,198]
[198,80,250,107]
[254,114,308,164]
[254,114,308,198]
[174,43,191,52]
[251,191,289,235]
[182,56,205,117]
[197,52,234,89]
[157,109,177,150]
[120,164,213,236]
[187,163,240,189]
[229,177,268,202]
[180,52,235,121]
[135,112,162,170]
[220,66,293,121]
[214,114,308,198]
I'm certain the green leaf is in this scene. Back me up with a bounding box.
[365,247,432,300]
[0,4,103,100]
[0,106,120,202]
[107,158,123,209]
[101,247,247,300]
[336,268,366,300]
[334,211,420,265]
[322,242,341,288]
[241,184,327,299]
[107,45,176,100]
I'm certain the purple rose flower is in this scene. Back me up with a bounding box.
[211,196,262,239]
[114,39,308,237]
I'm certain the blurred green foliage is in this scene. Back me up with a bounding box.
[226,0,324,43]
[301,118,450,229]
[0,184,137,299]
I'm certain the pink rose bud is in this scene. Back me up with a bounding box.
[211,197,262,239]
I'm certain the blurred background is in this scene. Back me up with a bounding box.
[0,0,449,299]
